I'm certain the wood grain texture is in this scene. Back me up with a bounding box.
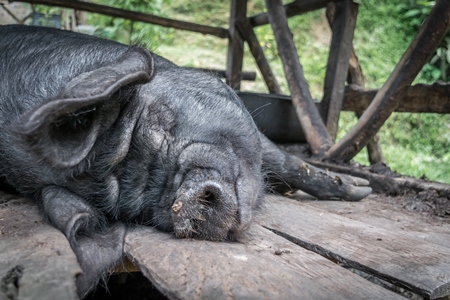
[125,224,402,300]
[0,193,80,300]
[297,194,450,249]
[260,196,450,299]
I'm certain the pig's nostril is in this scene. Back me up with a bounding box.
[199,186,220,206]
[203,190,215,202]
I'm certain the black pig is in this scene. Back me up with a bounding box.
[0,25,371,296]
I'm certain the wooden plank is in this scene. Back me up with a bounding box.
[226,0,247,90]
[296,194,450,249]
[124,224,402,300]
[320,0,358,140]
[260,196,450,299]
[12,0,229,38]
[0,193,80,300]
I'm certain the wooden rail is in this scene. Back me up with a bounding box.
[9,0,229,38]
[249,0,345,27]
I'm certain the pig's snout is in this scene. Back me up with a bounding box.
[171,175,239,241]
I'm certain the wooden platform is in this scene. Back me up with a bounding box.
[1,191,450,300]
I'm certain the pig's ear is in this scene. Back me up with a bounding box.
[12,48,153,168]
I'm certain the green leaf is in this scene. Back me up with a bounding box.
[403,9,422,18]
[431,68,442,80]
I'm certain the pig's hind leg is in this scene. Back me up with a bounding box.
[41,186,126,298]
[260,134,372,201]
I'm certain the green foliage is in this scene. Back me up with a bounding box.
[33,1,172,48]
[86,0,172,47]
[379,113,450,182]
[396,0,450,82]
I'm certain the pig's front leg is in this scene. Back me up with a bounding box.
[260,134,372,201]
[41,186,126,298]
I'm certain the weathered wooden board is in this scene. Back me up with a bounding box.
[296,194,450,249]
[125,224,402,300]
[260,196,450,299]
[0,193,80,300]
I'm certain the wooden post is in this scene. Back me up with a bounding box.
[325,0,450,161]
[236,18,281,94]
[348,49,386,165]
[320,0,358,141]
[324,1,384,164]
[265,0,333,156]
[226,0,247,90]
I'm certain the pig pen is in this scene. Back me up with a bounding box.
[2,185,450,300]
[1,0,450,299]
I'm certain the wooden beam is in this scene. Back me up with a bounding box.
[320,0,358,141]
[324,2,385,165]
[10,0,229,38]
[325,0,450,161]
[238,83,450,142]
[236,18,281,94]
[265,0,333,156]
[347,49,386,164]
[343,83,450,113]
[226,0,248,90]
[250,0,345,28]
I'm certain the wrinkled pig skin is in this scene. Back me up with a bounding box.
[0,25,371,297]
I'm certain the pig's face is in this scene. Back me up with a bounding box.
[126,64,264,241]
